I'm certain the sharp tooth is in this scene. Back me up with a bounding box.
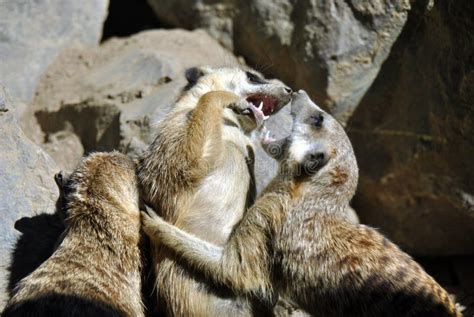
[258,101,263,111]
[263,115,270,120]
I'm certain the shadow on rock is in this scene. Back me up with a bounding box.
[7,212,65,296]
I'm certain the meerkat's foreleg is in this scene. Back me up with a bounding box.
[182,91,245,178]
[142,193,288,301]
[142,205,223,265]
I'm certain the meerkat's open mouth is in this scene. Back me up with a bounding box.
[246,94,279,116]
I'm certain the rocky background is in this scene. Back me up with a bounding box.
[0,0,473,313]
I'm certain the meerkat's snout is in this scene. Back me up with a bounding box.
[245,74,292,116]
[290,90,322,116]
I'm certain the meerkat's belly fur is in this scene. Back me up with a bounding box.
[153,127,254,316]
[4,152,144,317]
[178,141,251,244]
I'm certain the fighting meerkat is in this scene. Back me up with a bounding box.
[142,90,461,317]
[137,66,292,316]
[3,152,144,317]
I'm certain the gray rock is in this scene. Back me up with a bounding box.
[348,0,474,255]
[0,0,109,103]
[25,29,240,169]
[147,0,410,124]
[0,86,58,309]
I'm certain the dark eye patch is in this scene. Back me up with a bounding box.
[311,113,324,128]
[245,71,266,85]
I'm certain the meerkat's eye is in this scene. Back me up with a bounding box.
[311,113,324,128]
[245,71,266,85]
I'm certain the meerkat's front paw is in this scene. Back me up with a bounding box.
[227,99,253,117]
[141,205,164,238]
[228,99,269,128]
[259,126,277,144]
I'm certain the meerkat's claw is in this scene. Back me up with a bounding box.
[264,131,277,144]
[260,128,276,144]
[141,211,151,223]
[232,99,269,127]
[141,212,156,236]
[248,103,266,127]
[143,204,161,221]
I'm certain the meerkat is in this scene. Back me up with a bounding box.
[3,152,144,317]
[142,90,462,317]
[137,66,291,316]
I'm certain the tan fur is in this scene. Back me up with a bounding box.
[143,91,461,317]
[137,66,291,316]
[4,152,144,317]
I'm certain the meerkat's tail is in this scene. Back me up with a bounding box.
[425,278,463,317]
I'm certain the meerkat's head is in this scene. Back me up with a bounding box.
[57,152,140,226]
[178,66,292,120]
[263,90,358,203]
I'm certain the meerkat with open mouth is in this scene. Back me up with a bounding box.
[143,90,461,317]
[137,66,292,316]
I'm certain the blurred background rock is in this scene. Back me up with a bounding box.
[0,0,472,313]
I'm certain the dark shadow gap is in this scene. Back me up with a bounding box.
[101,0,166,42]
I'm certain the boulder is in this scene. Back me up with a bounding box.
[24,29,239,166]
[348,0,474,255]
[0,86,58,309]
[0,0,109,103]
[147,0,411,124]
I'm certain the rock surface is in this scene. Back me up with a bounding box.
[147,0,411,124]
[348,0,474,256]
[0,86,58,309]
[0,0,109,103]
[23,30,233,163]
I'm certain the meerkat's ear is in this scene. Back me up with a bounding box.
[54,171,71,222]
[54,171,65,192]
[54,171,71,197]
[185,67,210,85]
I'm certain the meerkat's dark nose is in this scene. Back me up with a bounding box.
[302,151,328,175]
